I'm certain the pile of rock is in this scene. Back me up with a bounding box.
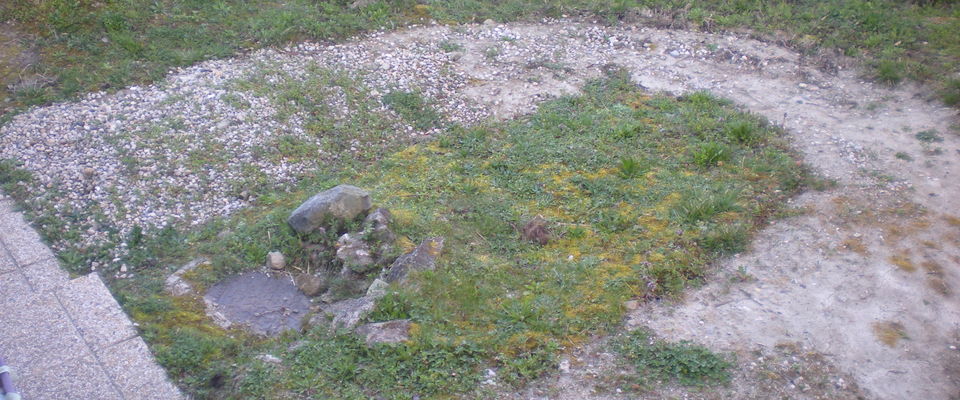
[283,184,442,342]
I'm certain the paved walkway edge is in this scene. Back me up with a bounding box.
[0,197,186,399]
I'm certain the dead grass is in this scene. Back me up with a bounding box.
[840,237,869,255]
[872,321,908,347]
[944,215,960,227]
[889,251,916,272]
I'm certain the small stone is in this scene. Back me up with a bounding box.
[267,251,286,270]
[255,354,282,364]
[559,359,571,373]
[483,19,496,26]
[119,264,128,273]
[294,273,327,296]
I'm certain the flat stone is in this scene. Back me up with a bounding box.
[288,185,372,234]
[55,274,138,349]
[321,296,377,329]
[0,290,74,341]
[204,271,312,336]
[382,237,444,283]
[0,319,91,377]
[165,257,208,296]
[0,202,55,266]
[20,257,69,293]
[97,338,184,400]
[355,319,412,344]
[16,355,122,400]
[0,244,17,273]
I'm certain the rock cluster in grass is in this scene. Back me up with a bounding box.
[281,185,441,336]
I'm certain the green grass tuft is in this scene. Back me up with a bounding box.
[692,141,731,168]
[615,328,733,387]
[382,90,442,131]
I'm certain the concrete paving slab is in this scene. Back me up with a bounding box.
[0,205,54,266]
[98,337,186,400]
[55,273,138,349]
[0,269,30,296]
[0,291,73,341]
[19,257,69,293]
[16,355,123,400]
[0,320,91,375]
[0,244,16,273]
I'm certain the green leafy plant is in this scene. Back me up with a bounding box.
[724,120,758,145]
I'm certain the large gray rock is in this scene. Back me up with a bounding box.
[382,237,444,283]
[288,185,372,234]
[354,319,412,345]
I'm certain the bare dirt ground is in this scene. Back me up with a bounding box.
[2,18,958,399]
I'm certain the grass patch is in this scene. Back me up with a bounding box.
[1,0,958,118]
[107,75,808,397]
[2,74,809,397]
[614,328,733,387]
[915,129,944,143]
[382,90,442,131]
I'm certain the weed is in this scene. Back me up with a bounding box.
[874,59,903,84]
[439,40,464,53]
[0,158,33,200]
[700,224,749,255]
[615,329,733,386]
[692,142,730,168]
[915,129,944,143]
[672,190,740,224]
[895,151,913,161]
[840,237,869,255]
[942,78,960,106]
[483,45,502,61]
[724,120,759,145]
[617,157,646,179]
